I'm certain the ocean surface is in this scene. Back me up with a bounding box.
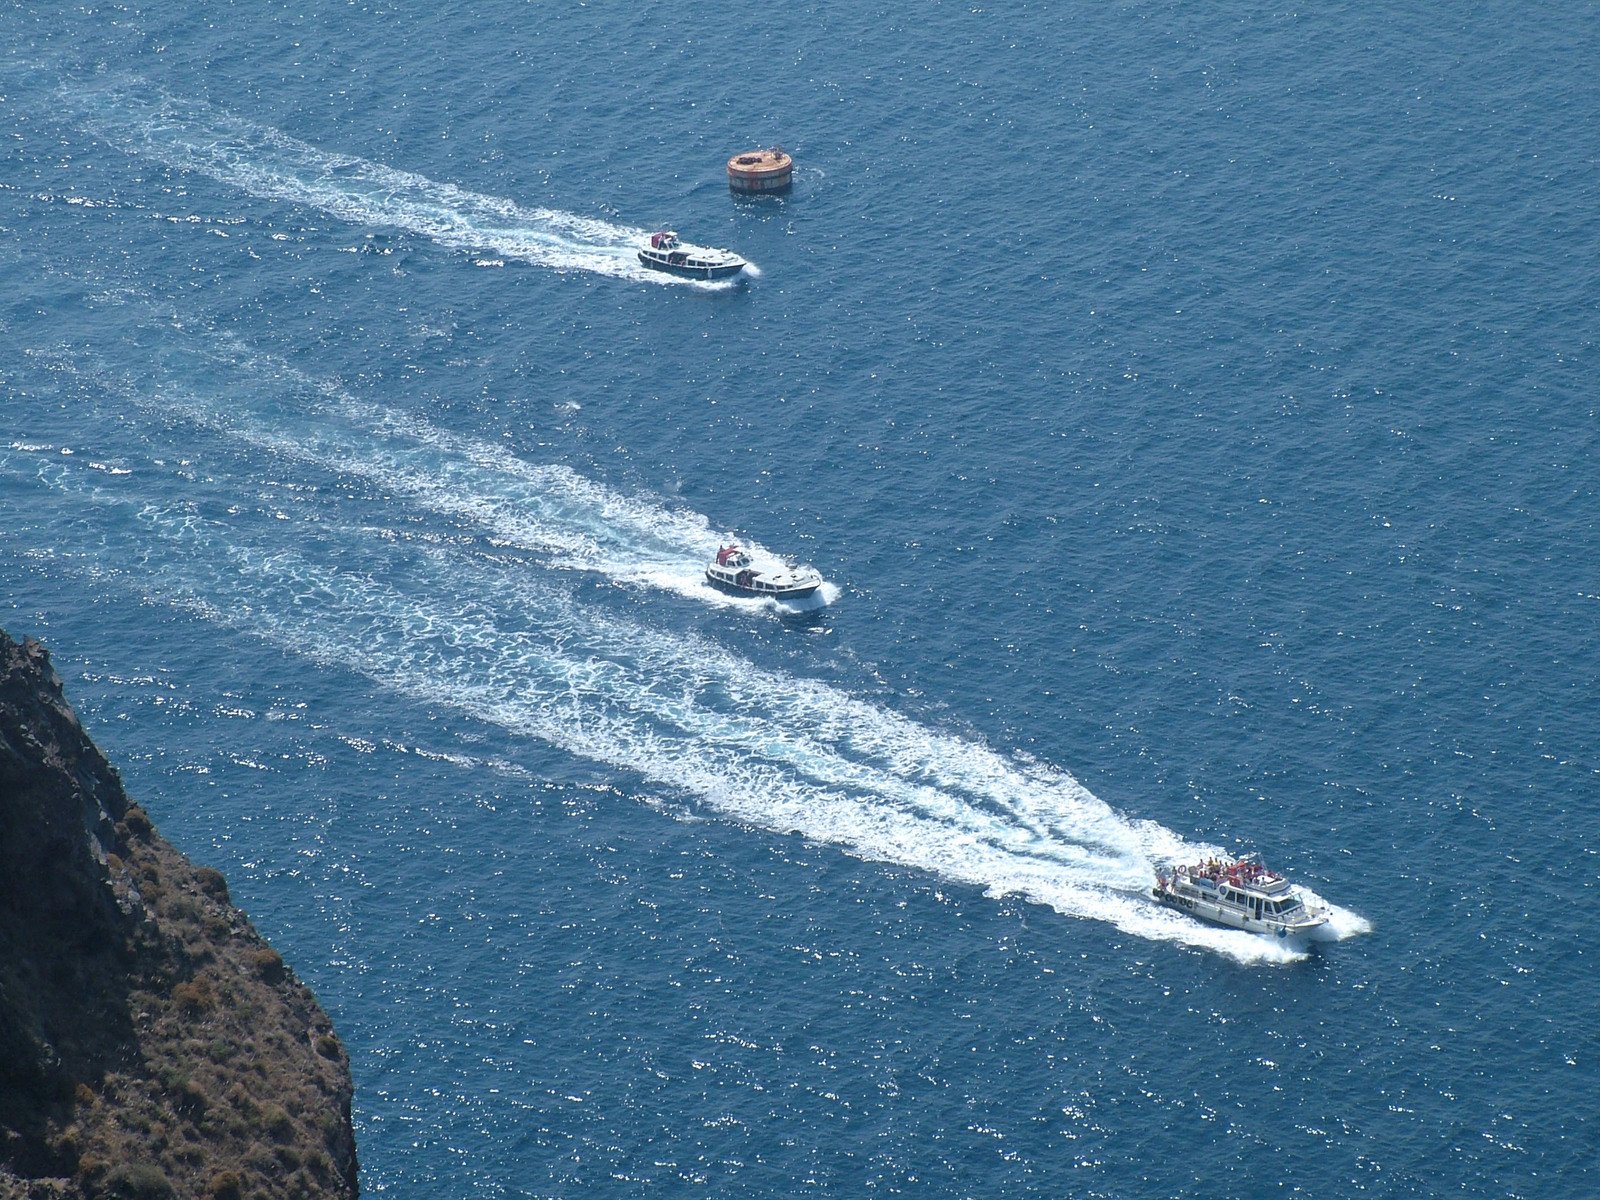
[3,2,1597,1195]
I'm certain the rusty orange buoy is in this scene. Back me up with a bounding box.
[727,147,793,194]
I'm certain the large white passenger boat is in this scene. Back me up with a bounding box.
[1153,854,1329,939]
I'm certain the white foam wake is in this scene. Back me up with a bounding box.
[64,79,747,285]
[17,449,1365,964]
[59,345,826,608]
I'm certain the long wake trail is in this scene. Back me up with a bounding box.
[8,430,1367,963]
[57,343,829,608]
[60,78,743,284]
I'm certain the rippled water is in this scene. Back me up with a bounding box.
[4,2,1597,1196]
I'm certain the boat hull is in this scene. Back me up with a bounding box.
[705,570,819,601]
[1152,884,1327,939]
[638,250,745,280]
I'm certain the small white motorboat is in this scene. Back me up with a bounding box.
[638,231,746,280]
[706,544,821,600]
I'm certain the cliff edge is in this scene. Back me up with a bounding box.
[0,629,357,1200]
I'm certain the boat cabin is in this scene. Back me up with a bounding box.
[1153,853,1326,935]
[1178,873,1310,921]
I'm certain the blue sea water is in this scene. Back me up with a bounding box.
[3,1,1598,1195]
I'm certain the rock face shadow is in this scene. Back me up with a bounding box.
[0,630,359,1199]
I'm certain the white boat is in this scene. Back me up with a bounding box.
[706,544,821,600]
[1152,854,1329,939]
[638,231,746,280]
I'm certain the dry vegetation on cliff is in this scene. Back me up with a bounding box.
[0,630,357,1200]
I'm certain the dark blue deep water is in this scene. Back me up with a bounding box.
[4,3,1598,1195]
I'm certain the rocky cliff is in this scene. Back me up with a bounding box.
[0,629,357,1200]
